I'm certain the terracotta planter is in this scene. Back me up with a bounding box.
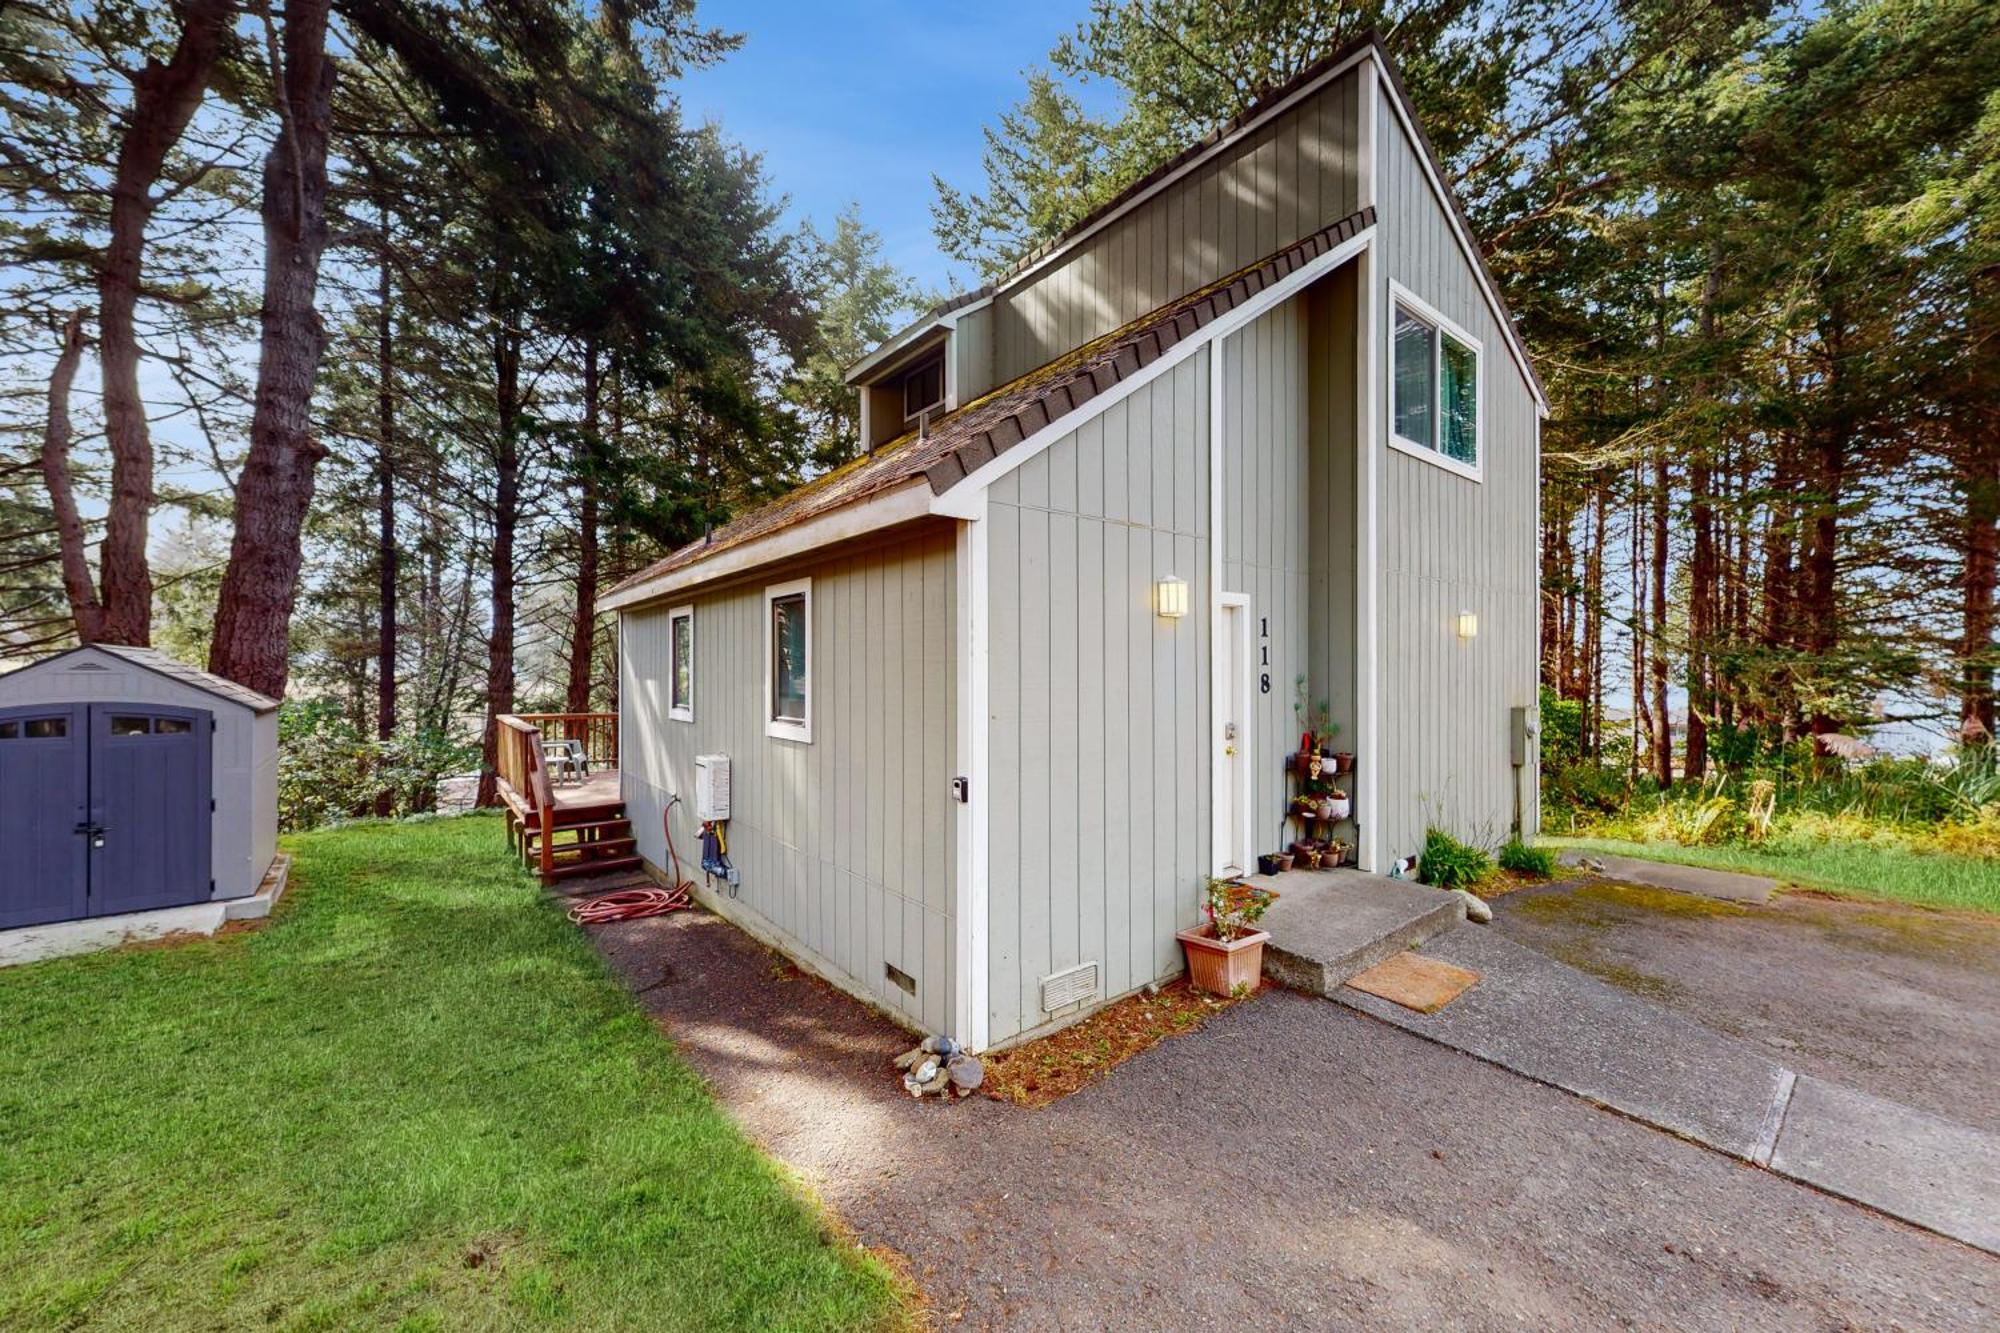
[1178,925,1270,996]
[1332,751,1354,775]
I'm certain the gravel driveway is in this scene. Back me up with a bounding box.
[589,908,1996,1331]
[1489,878,2000,1133]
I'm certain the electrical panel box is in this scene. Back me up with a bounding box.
[1510,706,1537,768]
[694,753,732,822]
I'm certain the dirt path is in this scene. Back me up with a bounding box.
[1490,878,2000,1133]
[589,909,1997,1331]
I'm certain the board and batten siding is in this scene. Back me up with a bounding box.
[983,353,1211,1048]
[620,528,960,1034]
[1372,104,1542,862]
[980,67,1363,394]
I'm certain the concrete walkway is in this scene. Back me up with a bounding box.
[1556,849,1776,904]
[1340,925,2000,1254]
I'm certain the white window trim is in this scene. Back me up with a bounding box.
[667,603,695,723]
[1387,279,1483,483]
[763,576,813,744]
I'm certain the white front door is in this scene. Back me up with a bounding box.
[1216,595,1252,875]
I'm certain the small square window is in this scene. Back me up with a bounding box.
[0,721,16,739]
[668,605,695,723]
[765,578,812,743]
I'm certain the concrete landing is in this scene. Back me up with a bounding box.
[1557,849,1776,904]
[1338,927,2000,1254]
[0,853,288,968]
[1252,869,1465,996]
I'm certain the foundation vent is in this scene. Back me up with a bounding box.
[1040,961,1100,1014]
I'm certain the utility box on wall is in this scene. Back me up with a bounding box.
[694,753,731,822]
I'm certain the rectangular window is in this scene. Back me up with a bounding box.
[901,355,945,421]
[24,717,66,738]
[668,604,695,723]
[155,716,192,734]
[110,715,151,736]
[1389,287,1481,479]
[764,578,812,743]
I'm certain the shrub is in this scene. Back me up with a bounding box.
[277,699,478,832]
[1499,838,1557,877]
[1417,827,1490,890]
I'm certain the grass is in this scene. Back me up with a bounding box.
[0,814,901,1331]
[1543,833,2000,915]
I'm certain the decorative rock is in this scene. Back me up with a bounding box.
[1451,889,1493,924]
[946,1054,984,1090]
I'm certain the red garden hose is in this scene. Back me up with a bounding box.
[565,802,699,924]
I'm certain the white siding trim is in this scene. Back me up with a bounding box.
[1209,342,1229,873]
[1214,592,1253,876]
[667,603,694,723]
[1358,56,1378,213]
[763,576,813,744]
[932,228,1376,518]
[1357,244,1382,873]
[602,480,933,612]
[953,499,991,1051]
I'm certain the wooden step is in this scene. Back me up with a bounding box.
[549,836,637,860]
[547,855,642,881]
[527,817,631,844]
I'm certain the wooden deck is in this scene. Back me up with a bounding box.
[493,713,637,883]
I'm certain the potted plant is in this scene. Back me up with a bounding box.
[1324,787,1351,822]
[1326,838,1352,867]
[1178,877,1279,996]
[1331,750,1354,775]
[1256,851,1293,876]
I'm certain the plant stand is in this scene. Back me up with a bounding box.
[1285,748,1356,868]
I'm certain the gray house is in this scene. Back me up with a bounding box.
[603,34,1544,1051]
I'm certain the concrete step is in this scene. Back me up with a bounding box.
[1250,869,1466,996]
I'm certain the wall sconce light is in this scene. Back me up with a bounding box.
[1156,575,1190,619]
[1456,609,1479,640]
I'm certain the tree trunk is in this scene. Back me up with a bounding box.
[208,0,335,698]
[565,341,601,713]
[39,311,104,642]
[374,222,398,815]
[95,0,235,645]
[1650,451,1672,786]
[1960,442,2000,745]
[476,309,523,809]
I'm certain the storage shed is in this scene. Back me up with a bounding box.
[0,644,279,930]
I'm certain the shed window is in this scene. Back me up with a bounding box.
[156,717,192,734]
[110,715,151,736]
[24,717,66,739]
[0,722,15,739]
[1390,288,1482,478]
[764,578,812,743]
[668,604,695,723]
[900,354,945,421]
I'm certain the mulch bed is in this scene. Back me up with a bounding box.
[980,977,1257,1109]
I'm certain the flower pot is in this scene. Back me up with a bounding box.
[1332,751,1354,775]
[1288,840,1316,865]
[1317,798,1338,821]
[1326,796,1352,822]
[1178,924,1270,996]
[1257,852,1287,877]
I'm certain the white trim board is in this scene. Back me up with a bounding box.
[952,494,991,1052]
[1386,278,1485,484]
[601,480,934,613]
[932,228,1377,518]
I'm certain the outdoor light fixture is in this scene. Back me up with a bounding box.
[1456,609,1479,640]
[1156,575,1190,619]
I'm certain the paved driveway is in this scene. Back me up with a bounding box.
[589,909,1996,1331]
[1489,878,2000,1133]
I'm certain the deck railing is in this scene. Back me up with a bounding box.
[494,712,616,881]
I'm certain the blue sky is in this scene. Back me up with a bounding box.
[675,2,1092,296]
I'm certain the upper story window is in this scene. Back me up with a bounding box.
[900,353,945,422]
[764,577,812,743]
[668,604,694,723]
[1390,284,1481,480]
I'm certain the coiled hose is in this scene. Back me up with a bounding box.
[566,799,697,924]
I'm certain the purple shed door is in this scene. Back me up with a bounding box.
[85,705,212,918]
[0,705,89,929]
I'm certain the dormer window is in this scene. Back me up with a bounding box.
[900,354,945,422]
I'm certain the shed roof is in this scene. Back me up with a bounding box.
[3,644,281,712]
[605,206,1375,604]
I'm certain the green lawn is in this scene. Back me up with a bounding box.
[1544,833,2000,915]
[0,815,901,1331]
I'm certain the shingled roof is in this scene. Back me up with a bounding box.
[604,205,1375,602]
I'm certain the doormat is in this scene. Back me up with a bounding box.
[1344,951,1479,1014]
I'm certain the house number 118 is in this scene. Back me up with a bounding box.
[1259,617,1272,694]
